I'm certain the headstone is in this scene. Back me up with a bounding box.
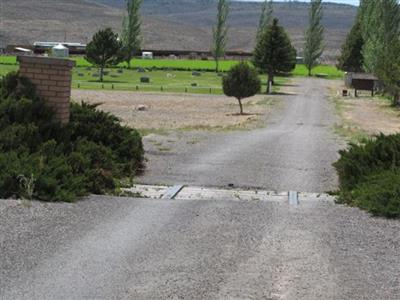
[192,71,201,77]
[117,69,124,74]
[191,83,198,87]
[140,77,150,83]
[137,67,146,73]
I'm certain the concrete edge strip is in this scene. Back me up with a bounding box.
[161,185,185,200]
[288,191,299,205]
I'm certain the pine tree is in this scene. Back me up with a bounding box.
[223,62,261,115]
[303,0,324,76]
[337,20,364,72]
[85,28,123,82]
[212,0,229,73]
[257,0,273,40]
[253,18,296,94]
[121,0,142,69]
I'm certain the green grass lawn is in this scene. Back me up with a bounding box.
[72,67,226,94]
[0,64,18,76]
[293,64,344,79]
[0,54,343,76]
[0,55,343,94]
[0,56,17,65]
[0,63,287,94]
[72,56,238,71]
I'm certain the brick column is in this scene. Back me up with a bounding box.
[17,56,75,125]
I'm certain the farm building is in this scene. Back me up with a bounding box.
[33,42,86,54]
[345,72,379,97]
[142,52,154,59]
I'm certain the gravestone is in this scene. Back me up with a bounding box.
[192,71,201,77]
[140,77,150,83]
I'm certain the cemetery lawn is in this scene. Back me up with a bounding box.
[0,55,343,94]
[0,63,287,94]
[0,55,343,77]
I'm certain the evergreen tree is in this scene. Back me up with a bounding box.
[121,0,142,69]
[257,0,273,40]
[359,0,400,104]
[212,0,229,73]
[337,20,364,72]
[223,62,261,115]
[359,0,383,74]
[303,0,324,76]
[253,18,296,94]
[85,28,123,82]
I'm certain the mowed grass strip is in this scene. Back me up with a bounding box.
[1,55,344,77]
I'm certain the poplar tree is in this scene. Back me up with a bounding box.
[360,0,400,104]
[121,0,142,69]
[212,0,229,73]
[257,0,273,40]
[303,0,324,76]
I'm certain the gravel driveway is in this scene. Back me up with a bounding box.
[1,196,399,299]
[1,78,399,300]
[139,78,344,192]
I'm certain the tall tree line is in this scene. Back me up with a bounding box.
[339,0,400,104]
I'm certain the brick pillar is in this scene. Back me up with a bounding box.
[17,56,75,124]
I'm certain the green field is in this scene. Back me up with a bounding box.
[0,55,343,76]
[293,64,344,79]
[72,68,226,94]
[0,55,343,94]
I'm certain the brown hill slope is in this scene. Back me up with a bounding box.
[1,0,357,61]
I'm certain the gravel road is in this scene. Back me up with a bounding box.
[1,78,399,299]
[1,196,399,299]
[139,78,344,192]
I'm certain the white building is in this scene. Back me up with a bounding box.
[142,52,153,59]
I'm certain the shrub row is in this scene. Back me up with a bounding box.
[0,72,143,202]
[333,134,400,218]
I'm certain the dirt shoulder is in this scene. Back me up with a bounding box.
[71,90,283,134]
[330,81,400,141]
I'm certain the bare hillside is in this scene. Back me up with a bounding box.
[1,0,357,61]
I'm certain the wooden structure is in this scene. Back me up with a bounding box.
[345,72,378,97]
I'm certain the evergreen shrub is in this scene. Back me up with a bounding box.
[0,72,143,202]
[333,134,400,217]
